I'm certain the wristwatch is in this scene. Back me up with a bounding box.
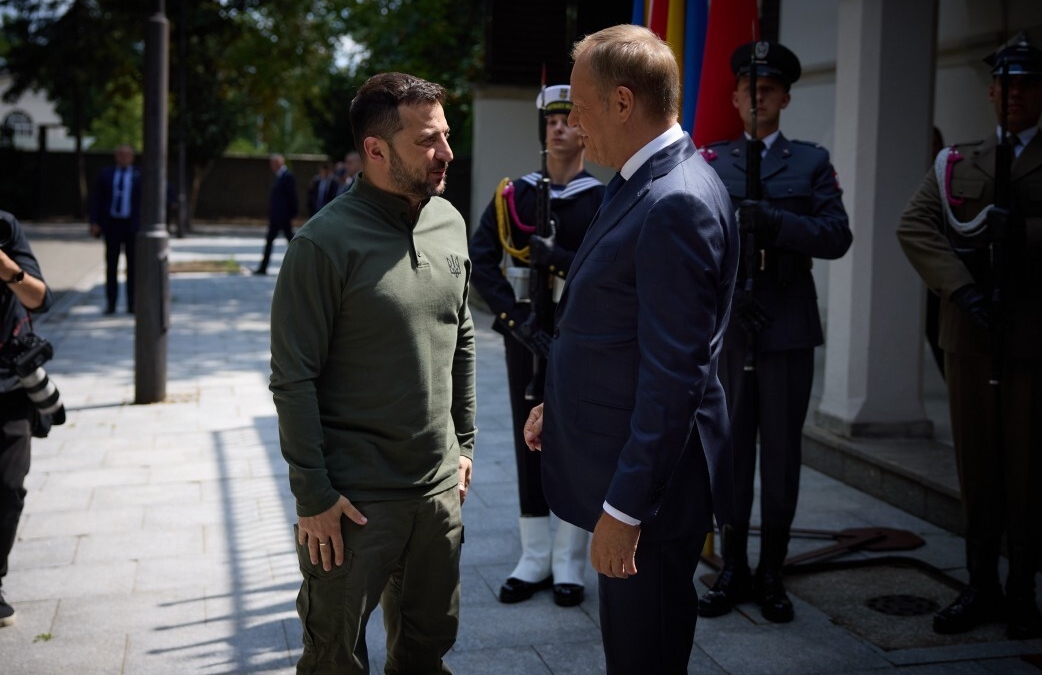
[3,269,24,284]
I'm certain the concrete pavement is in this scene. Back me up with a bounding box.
[0,222,1039,674]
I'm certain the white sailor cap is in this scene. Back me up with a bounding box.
[538,85,573,114]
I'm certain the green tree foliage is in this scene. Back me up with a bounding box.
[1,0,485,217]
[1,0,142,214]
[305,0,485,159]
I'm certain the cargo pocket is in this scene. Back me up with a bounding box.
[293,524,355,652]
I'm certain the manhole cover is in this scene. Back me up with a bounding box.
[865,594,939,617]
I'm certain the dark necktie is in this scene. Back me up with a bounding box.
[602,173,625,209]
[1008,133,1022,158]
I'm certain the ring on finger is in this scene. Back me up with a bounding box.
[318,542,328,547]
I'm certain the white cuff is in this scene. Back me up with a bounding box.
[602,501,641,526]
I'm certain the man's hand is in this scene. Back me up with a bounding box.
[591,512,640,578]
[738,199,780,245]
[517,313,552,358]
[950,284,990,329]
[297,495,368,572]
[523,403,544,451]
[458,456,473,504]
[528,234,555,266]
[89,223,102,239]
[497,304,549,358]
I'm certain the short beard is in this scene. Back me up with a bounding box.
[388,142,446,201]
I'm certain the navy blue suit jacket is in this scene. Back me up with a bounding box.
[90,165,142,232]
[541,136,739,541]
[270,168,299,227]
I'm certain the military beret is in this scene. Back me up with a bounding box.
[538,84,573,115]
[984,31,1042,76]
[730,41,802,88]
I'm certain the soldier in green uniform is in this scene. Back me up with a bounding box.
[897,32,1042,640]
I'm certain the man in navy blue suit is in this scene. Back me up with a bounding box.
[255,154,298,275]
[524,24,739,674]
[90,144,141,314]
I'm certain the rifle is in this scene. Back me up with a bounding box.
[989,56,1012,392]
[737,42,768,372]
[523,69,555,400]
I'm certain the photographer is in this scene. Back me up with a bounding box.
[0,209,53,628]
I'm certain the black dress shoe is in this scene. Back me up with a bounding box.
[104,305,116,315]
[755,570,794,623]
[1006,595,1042,640]
[553,583,584,607]
[933,586,1004,635]
[698,564,753,617]
[498,576,552,604]
[253,268,267,276]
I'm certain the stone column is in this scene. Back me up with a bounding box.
[816,0,938,438]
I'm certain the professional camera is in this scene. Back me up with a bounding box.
[0,333,66,426]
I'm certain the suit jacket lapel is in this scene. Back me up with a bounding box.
[760,134,789,181]
[727,134,788,185]
[1012,131,1042,181]
[560,137,696,307]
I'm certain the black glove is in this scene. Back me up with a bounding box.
[950,284,990,329]
[529,235,555,267]
[732,288,773,334]
[985,206,1010,240]
[517,313,552,359]
[497,304,551,358]
[738,199,780,246]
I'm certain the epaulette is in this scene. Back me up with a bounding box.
[791,139,826,150]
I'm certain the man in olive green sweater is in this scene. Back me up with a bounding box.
[269,72,476,675]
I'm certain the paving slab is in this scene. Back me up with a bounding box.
[1,223,1039,674]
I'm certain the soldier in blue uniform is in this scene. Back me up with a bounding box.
[698,41,853,623]
[469,85,604,607]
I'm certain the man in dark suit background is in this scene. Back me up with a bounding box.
[697,41,852,624]
[524,24,738,674]
[255,153,298,275]
[89,144,141,314]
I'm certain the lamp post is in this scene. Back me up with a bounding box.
[135,0,170,404]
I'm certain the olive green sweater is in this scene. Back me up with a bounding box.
[270,176,476,517]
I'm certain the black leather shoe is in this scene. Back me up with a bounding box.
[0,591,15,628]
[755,570,794,623]
[933,586,1004,635]
[1006,595,1042,640]
[698,564,753,617]
[253,268,267,276]
[498,576,552,604]
[553,583,584,607]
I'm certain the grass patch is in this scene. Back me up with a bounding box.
[169,259,244,274]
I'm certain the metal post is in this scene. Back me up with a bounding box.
[176,0,189,237]
[135,0,170,404]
